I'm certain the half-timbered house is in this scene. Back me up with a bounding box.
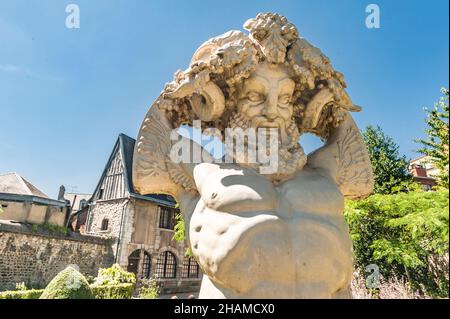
[81,133,201,294]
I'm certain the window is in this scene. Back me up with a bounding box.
[98,188,104,200]
[142,251,152,279]
[79,199,87,210]
[155,251,177,278]
[182,257,200,278]
[127,250,141,275]
[159,207,176,230]
[101,218,109,231]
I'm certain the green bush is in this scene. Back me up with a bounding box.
[0,283,135,299]
[0,289,44,299]
[39,266,94,299]
[94,264,136,286]
[345,189,449,298]
[31,223,68,235]
[138,277,160,299]
[90,283,135,299]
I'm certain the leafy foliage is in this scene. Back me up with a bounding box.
[31,223,68,235]
[416,88,449,188]
[39,266,94,299]
[345,189,449,297]
[362,125,412,194]
[0,289,44,299]
[1,283,135,299]
[173,213,185,242]
[90,283,135,299]
[173,213,193,257]
[138,277,160,299]
[3,265,137,299]
[94,264,136,286]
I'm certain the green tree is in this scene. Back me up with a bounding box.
[345,189,449,298]
[362,125,412,194]
[416,88,449,188]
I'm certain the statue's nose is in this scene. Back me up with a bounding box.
[264,94,278,120]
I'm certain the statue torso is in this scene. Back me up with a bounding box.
[186,163,353,298]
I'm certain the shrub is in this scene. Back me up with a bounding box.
[138,277,160,299]
[90,283,135,299]
[39,266,94,299]
[84,274,96,285]
[0,289,44,299]
[345,189,449,298]
[94,264,136,286]
[350,268,425,299]
[31,223,68,235]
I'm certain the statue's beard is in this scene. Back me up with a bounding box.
[227,111,307,181]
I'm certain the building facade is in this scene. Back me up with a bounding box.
[0,172,70,227]
[408,155,439,190]
[81,134,201,294]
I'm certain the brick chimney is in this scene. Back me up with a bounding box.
[58,185,66,201]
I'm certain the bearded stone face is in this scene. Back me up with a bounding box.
[237,62,295,145]
[228,62,307,180]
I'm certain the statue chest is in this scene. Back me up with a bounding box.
[189,166,352,297]
[277,168,345,218]
[198,165,344,218]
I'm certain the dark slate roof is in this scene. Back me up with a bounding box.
[93,134,176,207]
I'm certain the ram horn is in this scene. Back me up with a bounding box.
[303,88,334,129]
[163,73,225,122]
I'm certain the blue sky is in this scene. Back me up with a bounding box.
[0,0,448,198]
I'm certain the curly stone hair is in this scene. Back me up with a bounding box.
[159,13,361,140]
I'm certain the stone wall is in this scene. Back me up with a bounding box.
[0,223,113,291]
[85,199,130,264]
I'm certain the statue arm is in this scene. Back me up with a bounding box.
[132,98,210,202]
[306,112,374,199]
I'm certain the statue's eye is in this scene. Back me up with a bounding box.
[278,94,291,105]
[247,91,264,102]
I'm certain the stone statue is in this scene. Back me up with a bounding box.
[132,13,374,298]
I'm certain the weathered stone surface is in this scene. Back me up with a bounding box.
[0,226,113,291]
[132,13,374,298]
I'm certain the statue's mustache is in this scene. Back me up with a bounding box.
[249,116,287,143]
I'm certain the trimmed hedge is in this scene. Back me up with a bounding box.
[0,289,44,299]
[1,283,135,299]
[39,267,94,299]
[90,283,135,299]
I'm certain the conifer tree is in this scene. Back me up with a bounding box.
[362,125,412,194]
[416,88,449,188]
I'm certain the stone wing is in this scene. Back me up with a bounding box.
[307,112,374,199]
[132,98,197,199]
